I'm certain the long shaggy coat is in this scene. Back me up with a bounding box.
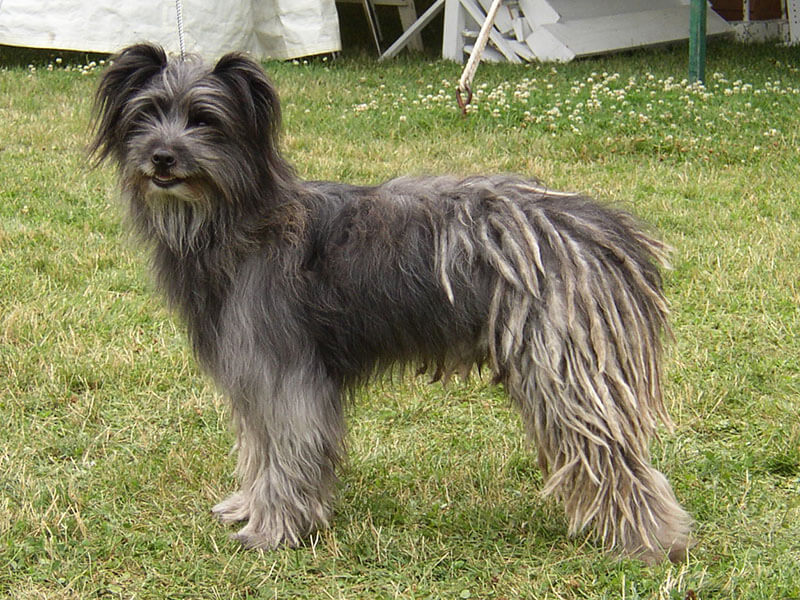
[91,43,691,563]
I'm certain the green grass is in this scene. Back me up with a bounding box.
[1,39,799,599]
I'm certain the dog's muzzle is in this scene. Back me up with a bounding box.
[151,149,182,188]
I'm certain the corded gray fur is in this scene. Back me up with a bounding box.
[90,44,691,563]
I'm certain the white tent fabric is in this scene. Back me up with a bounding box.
[0,0,341,60]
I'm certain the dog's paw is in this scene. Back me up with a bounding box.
[628,508,693,565]
[634,539,691,565]
[211,492,250,524]
[230,522,302,550]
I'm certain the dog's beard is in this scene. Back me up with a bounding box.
[124,167,213,255]
[148,190,210,255]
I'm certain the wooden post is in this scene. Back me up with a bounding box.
[689,0,707,84]
[443,0,466,62]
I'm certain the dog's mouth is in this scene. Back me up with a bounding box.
[151,174,183,189]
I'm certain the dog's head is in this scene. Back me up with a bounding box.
[91,44,292,214]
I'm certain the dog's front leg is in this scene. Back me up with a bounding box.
[213,361,345,549]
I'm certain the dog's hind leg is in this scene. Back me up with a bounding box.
[214,362,345,549]
[502,303,691,563]
[475,194,691,562]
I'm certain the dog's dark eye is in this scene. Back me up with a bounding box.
[188,112,216,129]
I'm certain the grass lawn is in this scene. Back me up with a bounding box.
[1,39,798,599]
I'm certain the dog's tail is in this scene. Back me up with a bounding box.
[437,176,688,561]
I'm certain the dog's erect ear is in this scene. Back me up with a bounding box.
[211,53,293,184]
[212,53,282,149]
[90,43,168,163]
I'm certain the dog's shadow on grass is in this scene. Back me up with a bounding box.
[331,459,571,557]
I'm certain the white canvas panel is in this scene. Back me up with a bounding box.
[254,0,341,59]
[0,0,341,60]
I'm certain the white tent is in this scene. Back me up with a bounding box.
[0,0,341,60]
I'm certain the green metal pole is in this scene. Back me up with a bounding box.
[689,0,707,84]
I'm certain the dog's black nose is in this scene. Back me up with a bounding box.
[151,149,177,168]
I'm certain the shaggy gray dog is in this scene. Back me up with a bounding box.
[91,43,691,563]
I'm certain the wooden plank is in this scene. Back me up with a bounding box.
[464,43,506,62]
[540,0,686,21]
[512,16,531,42]
[535,7,729,58]
[525,27,575,62]
[459,0,522,62]
[508,39,536,60]
[397,0,424,51]
[518,0,560,26]
[477,0,514,33]
[380,0,444,59]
